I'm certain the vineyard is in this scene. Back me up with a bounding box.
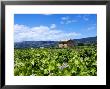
[14,46,97,76]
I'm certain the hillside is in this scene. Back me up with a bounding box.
[74,36,97,44]
[14,36,97,48]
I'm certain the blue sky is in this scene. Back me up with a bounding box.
[14,14,97,42]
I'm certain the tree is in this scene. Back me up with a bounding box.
[78,43,84,46]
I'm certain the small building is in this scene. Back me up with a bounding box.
[59,40,75,48]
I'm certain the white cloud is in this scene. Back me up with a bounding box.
[50,24,56,29]
[71,20,77,22]
[83,15,89,21]
[87,24,96,31]
[66,20,72,24]
[61,16,77,24]
[87,26,96,31]
[76,14,91,21]
[61,15,91,25]
[61,16,69,20]
[14,24,81,42]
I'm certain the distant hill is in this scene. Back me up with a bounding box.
[14,41,59,48]
[74,36,97,44]
[14,36,97,48]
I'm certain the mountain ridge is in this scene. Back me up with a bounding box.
[14,36,97,48]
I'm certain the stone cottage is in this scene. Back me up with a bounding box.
[59,40,75,48]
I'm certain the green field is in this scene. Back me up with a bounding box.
[14,46,97,76]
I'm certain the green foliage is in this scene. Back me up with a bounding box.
[14,46,97,76]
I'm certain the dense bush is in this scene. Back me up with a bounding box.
[14,47,97,76]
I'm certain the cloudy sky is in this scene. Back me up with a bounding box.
[14,14,97,42]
